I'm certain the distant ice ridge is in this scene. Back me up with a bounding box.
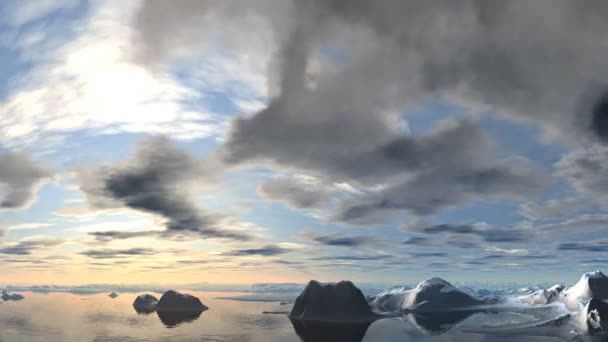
[1,290,24,301]
[369,277,485,314]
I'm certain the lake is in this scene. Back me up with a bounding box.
[0,291,574,341]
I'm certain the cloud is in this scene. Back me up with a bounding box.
[519,197,590,221]
[308,233,377,247]
[87,230,160,242]
[133,0,608,147]
[558,241,608,252]
[402,236,436,247]
[409,223,533,244]
[130,1,608,228]
[221,245,291,256]
[75,136,250,241]
[310,255,392,261]
[0,0,228,150]
[0,238,64,255]
[258,174,346,209]
[0,153,52,210]
[79,248,158,259]
[590,90,608,143]
[7,222,54,230]
[557,145,608,204]
[408,252,448,258]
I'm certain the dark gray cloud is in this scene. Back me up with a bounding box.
[133,1,569,225]
[79,248,158,259]
[258,175,340,209]
[557,146,608,205]
[76,137,250,241]
[310,233,376,247]
[403,236,433,246]
[88,230,160,242]
[310,255,392,261]
[590,90,608,143]
[411,223,532,244]
[0,239,64,255]
[221,245,290,256]
[0,153,52,210]
[135,1,608,143]
[408,252,448,258]
[558,241,608,252]
[131,1,608,229]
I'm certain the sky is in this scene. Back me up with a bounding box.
[1,0,608,286]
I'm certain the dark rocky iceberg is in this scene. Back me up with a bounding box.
[289,280,379,322]
[133,294,159,313]
[156,290,208,313]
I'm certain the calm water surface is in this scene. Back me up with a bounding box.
[0,291,567,341]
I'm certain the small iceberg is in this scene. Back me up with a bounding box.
[108,292,119,299]
[133,294,158,313]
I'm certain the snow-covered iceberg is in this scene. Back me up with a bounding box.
[289,280,379,322]
[133,294,158,313]
[515,284,565,305]
[369,277,484,313]
[1,290,24,301]
[574,298,608,335]
[562,271,608,310]
[155,290,208,313]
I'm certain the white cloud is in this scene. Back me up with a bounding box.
[3,0,77,26]
[519,196,589,220]
[0,0,270,150]
[7,222,54,231]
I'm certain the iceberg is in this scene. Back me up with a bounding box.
[289,280,379,322]
[562,271,608,310]
[515,284,565,305]
[370,277,484,313]
[574,298,608,335]
[155,290,208,313]
[133,294,159,313]
[108,292,119,298]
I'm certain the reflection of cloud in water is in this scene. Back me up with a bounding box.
[3,315,61,336]
[156,310,203,328]
[290,319,373,342]
[86,312,142,326]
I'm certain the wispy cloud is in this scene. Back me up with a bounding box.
[221,245,291,257]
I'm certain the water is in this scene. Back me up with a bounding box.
[0,291,583,341]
